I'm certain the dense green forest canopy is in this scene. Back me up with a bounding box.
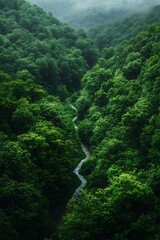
[57,22,160,240]
[28,0,160,30]
[0,0,99,94]
[0,0,96,239]
[0,71,82,239]
[1,0,160,239]
[58,7,129,31]
[89,5,160,49]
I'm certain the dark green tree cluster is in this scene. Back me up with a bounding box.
[0,0,97,238]
[0,0,99,95]
[57,24,160,239]
[1,0,160,239]
[0,70,83,239]
[88,6,160,50]
[63,8,128,31]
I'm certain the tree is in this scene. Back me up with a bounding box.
[57,174,156,240]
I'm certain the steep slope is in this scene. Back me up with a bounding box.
[61,8,129,31]
[1,1,160,239]
[57,24,160,239]
[0,71,82,240]
[28,0,160,31]
[0,0,99,95]
[89,5,160,50]
[0,0,98,239]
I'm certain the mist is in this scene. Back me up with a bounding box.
[27,0,160,29]
[66,0,160,11]
[28,0,160,13]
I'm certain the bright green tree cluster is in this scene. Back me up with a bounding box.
[0,0,97,238]
[0,0,99,95]
[0,70,83,239]
[57,24,160,239]
[1,0,160,239]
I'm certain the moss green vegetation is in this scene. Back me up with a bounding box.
[1,0,160,239]
[0,0,99,94]
[57,22,160,240]
[0,72,84,239]
[88,6,160,50]
[0,0,98,239]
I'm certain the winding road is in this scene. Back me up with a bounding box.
[70,104,90,198]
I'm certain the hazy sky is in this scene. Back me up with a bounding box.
[28,0,160,19]
[28,0,160,10]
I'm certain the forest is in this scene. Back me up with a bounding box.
[0,0,160,239]
[28,0,160,30]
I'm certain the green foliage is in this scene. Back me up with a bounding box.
[0,70,82,239]
[89,6,160,50]
[0,0,99,94]
[0,3,96,236]
[57,174,157,240]
[57,23,160,240]
[1,1,160,239]
[63,7,129,31]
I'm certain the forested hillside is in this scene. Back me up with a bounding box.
[60,8,129,31]
[28,0,160,31]
[1,0,160,240]
[0,0,98,239]
[0,0,99,94]
[56,22,160,240]
[89,5,160,49]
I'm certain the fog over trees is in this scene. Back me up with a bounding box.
[27,0,160,29]
[1,0,160,239]
[28,0,160,17]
